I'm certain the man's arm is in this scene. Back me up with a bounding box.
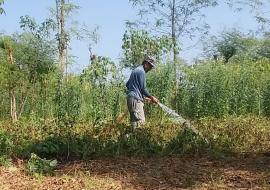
[139,72,159,104]
[139,71,151,97]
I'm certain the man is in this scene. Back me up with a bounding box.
[126,55,159,129]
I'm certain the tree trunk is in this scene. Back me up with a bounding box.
[18,89,29,119]
[171,0,177,67]
[171,0,180,111]
[11,90,17,122]
[57,0,66,74]
[7,47,17,122]
[171,0,178,83]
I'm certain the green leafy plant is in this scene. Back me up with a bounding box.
[0,155,12,167]
[0,129,13,156]
[121,30,173,68]
[26,153,57,176]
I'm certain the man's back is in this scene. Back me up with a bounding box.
[126,65,151,101]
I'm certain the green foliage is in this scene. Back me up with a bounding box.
[33,137,63,158]
[0,155,12,167]
[0,36,24,90]
[121,30,173,68]
[144,62,175,119]
[0,38,11,91]
[196,117,270,153]
[15,35,56,83]
[216,31,242,63]
[165,128,209,155]
[204,30,270,62]
[80,56,117,85]
[0,0,5,15]
[0,18,56,120]
[20,15,56,39]
[18,16,56,82]
[227,0,270,33]
[121,128,162,155]
[177,59,270,118]
[256,37,270,59]
[26,153,57,176]
[0,129,13,157]
[1,6,270,161]
[80,56,125,123]
[1,116,270,160]
[262,82,270,116]
[54,78,81,126]
[129,0,218,37]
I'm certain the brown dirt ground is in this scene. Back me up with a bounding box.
[0,154,270,190]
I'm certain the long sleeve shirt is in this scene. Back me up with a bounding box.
[126,65,151,101]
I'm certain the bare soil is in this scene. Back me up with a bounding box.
[1,154,270,190]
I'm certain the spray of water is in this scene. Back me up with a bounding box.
[158,102,186,124]
[158,102,209,144]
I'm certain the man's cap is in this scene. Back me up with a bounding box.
[144,55,155,67]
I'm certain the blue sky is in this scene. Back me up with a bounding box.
[0,0,259,73]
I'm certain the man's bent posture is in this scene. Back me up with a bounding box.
[126,55,159,129]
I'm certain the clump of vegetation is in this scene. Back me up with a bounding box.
[0,116,268,160]
[0,155,12,167]
[26,153,57,176]
[0,129,13,157]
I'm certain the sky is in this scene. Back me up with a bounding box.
[0,0,260,73]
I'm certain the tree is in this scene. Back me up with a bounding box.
[203,30,247,63]
[227,0,270,34]
[0,0,5,15]
[128,0,218,65]
[0,17,56,122]
[257,37,270,59]
[56,0,67,74]
[203,29,270,63]
[121,30,173,68]
[80,56,116,86]
[55,0,79,75]
[0,37,17,122]
[54,0,99,78]
[79,55,123,123]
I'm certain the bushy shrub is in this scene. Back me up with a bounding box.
[0,129,13,156]
[26,153,57,176]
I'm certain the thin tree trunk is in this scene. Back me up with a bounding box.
[11,91,17,121]
[56,0,66,74]
[7,47,17,122]
[65,48,68,82]
[171,0,177,67]
[171,0,178,85]
[18,90,29,118]
[171,0,180,111]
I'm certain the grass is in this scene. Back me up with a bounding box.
[0,116,269,160]
[0,116,269,189]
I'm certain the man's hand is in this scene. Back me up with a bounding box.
[150,96,159,104]
[144,96,159,104]
[144,97,152,103]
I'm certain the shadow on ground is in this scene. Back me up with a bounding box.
[57,153,270,189]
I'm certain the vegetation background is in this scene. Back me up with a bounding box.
[0,0,270,189]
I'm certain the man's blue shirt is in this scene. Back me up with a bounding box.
[126,65,151,101]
